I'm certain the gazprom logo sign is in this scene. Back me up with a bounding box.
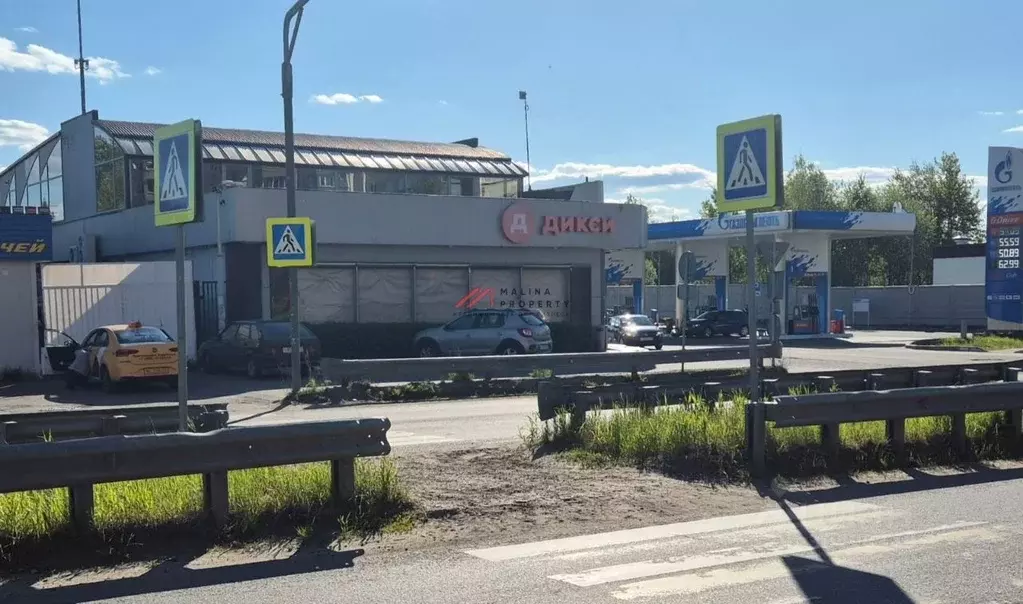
[716,212,784,231]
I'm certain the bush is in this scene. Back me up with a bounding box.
[307,321,597,359]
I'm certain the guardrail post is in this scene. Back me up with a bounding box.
[814,376,840,459]
[68,484,94,531]
[1005,367,1022,382]
[748,402,767,479]
[761,378,779,399]
[0,421,12,445]
[203,471,229,528]
[197,410,229,432]
[331,458,356,504]
[950,413,968,456]
[885,417,906,463]
[1007,408,1023,437]
[866,373,885,390]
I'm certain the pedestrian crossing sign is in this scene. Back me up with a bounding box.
[266,217,315,267]
[716,114,783,212]
[154,119,202,227]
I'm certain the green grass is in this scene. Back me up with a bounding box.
[0,458,415,567]
[940,335,1023,351]
[523,394,1019,480]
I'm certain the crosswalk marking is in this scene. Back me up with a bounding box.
[551,521,987,588]
[465,501,878,562]
[609,524,999,600]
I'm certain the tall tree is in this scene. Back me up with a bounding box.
[929,152,982,243]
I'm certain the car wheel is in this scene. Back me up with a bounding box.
[703,327,713,339]
[100,366,116,393]
[739,326,750,337]
[497,341,525,355]
[246,359,262,379]
[417,340,441,358]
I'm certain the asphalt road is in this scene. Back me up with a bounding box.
[16,467,1023,603]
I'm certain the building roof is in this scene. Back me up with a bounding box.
[95,119,527,178]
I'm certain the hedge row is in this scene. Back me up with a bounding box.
[306,322,597,359]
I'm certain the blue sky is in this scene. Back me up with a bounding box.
[0,0,1015,220]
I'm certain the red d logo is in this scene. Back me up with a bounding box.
[501,202,533,244]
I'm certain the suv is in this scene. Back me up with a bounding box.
[413,309,554,357]
[685,310,750,338]
[607,314,664,349]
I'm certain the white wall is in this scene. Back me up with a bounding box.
[42,262,198,360]
[0,262,40,374]
[933,257,984,285]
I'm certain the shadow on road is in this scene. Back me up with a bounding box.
[0,372,289,409]
[776,464,1023,507]
[768,489,914,603]
[0,546,363,604]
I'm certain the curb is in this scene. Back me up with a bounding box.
[905,344,987,353]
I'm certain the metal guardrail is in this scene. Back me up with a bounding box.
[324,343,783,384]
[0,418,391,529]
[747,380,1023,477]
[536,362,1017,422]
[0,403,229,444]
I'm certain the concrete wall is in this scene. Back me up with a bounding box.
[59,112,99,223]
[610,283,988,328]
[933,257,984,286]
[0,262,40,373]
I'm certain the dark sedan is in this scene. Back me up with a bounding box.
[198,320,321,379]
[685,310,750,338]
[608,314,664,349]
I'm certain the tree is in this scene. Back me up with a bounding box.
[644,257,658,285]
[784,155,839,210]
[699,189,718,218]
[929,152,982,243]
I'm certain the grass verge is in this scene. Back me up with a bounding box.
[522,394,1023,481]
[940,335,1023,351]
[0,458,417,571]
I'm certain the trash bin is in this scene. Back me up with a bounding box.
[831,309,845,334]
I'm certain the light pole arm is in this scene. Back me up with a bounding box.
[283,0,309,64]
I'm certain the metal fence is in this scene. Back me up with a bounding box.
[609,284,986,328]
[193,280,219,345]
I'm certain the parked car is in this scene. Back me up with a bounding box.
[64,321,179,392]
[685,309,751,338]
[198,320,322,379]
[413,309,553,357]
[607,314,664,349]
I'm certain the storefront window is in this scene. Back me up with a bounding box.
[224,163,249,186]
[258,166,287,189]
[94,126,126,212]
[405,173,448,195]
[481,177,521,198]
[366,171,406,193]
[47,144,62,178]
[48,176,64,221]
[129,159,155,207]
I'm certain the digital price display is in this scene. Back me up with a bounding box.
[991,227,1021,271]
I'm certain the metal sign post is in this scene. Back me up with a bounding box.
[154,119,203,431]
[716,114,783,406]
[677,250,694,353]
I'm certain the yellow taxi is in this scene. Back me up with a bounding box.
[66,321,179,392]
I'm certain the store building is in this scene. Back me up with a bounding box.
[0,111,646,356]
[0,210,52,373]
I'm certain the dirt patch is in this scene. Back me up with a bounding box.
[373,443,774,552]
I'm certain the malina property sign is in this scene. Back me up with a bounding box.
[502,202,616,244]
[454,285,570,321]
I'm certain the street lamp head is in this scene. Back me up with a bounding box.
[518,90,527,100]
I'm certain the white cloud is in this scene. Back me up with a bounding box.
[619,182,715,196]
[0,37,128,83]
[1004,126,1023,133]
[607,197,692,223]
[1017,109,1023,115]
[819,166,896,184]
[311,92,384,105]
[438,100,449,106]
[979,111,1005,116]
[15,27,38,33]
[531,161,715,185]
[144,66,162,76]
[0,118,50,151]
[968,174,988,190]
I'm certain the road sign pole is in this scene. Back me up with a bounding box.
[682,253,691,353]
[283,0,308,394]
[746,211,759,403]
[175,225,188,430]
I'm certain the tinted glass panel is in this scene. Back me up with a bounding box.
[115,327,173,344]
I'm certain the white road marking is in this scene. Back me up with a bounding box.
[611,525,1001,600]
[552,521,987,587]
[465,500,879,562]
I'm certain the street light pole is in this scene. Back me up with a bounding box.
[75,0,88,115]
[519,91,531,191]
[282,0,309,394]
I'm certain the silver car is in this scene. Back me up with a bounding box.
[413,309,554,357]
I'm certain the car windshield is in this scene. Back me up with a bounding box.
[624,316,653,326]
[694,312,715,320]
[258,323,317,340]
[115,327,173,344]
[519,313,546,326]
